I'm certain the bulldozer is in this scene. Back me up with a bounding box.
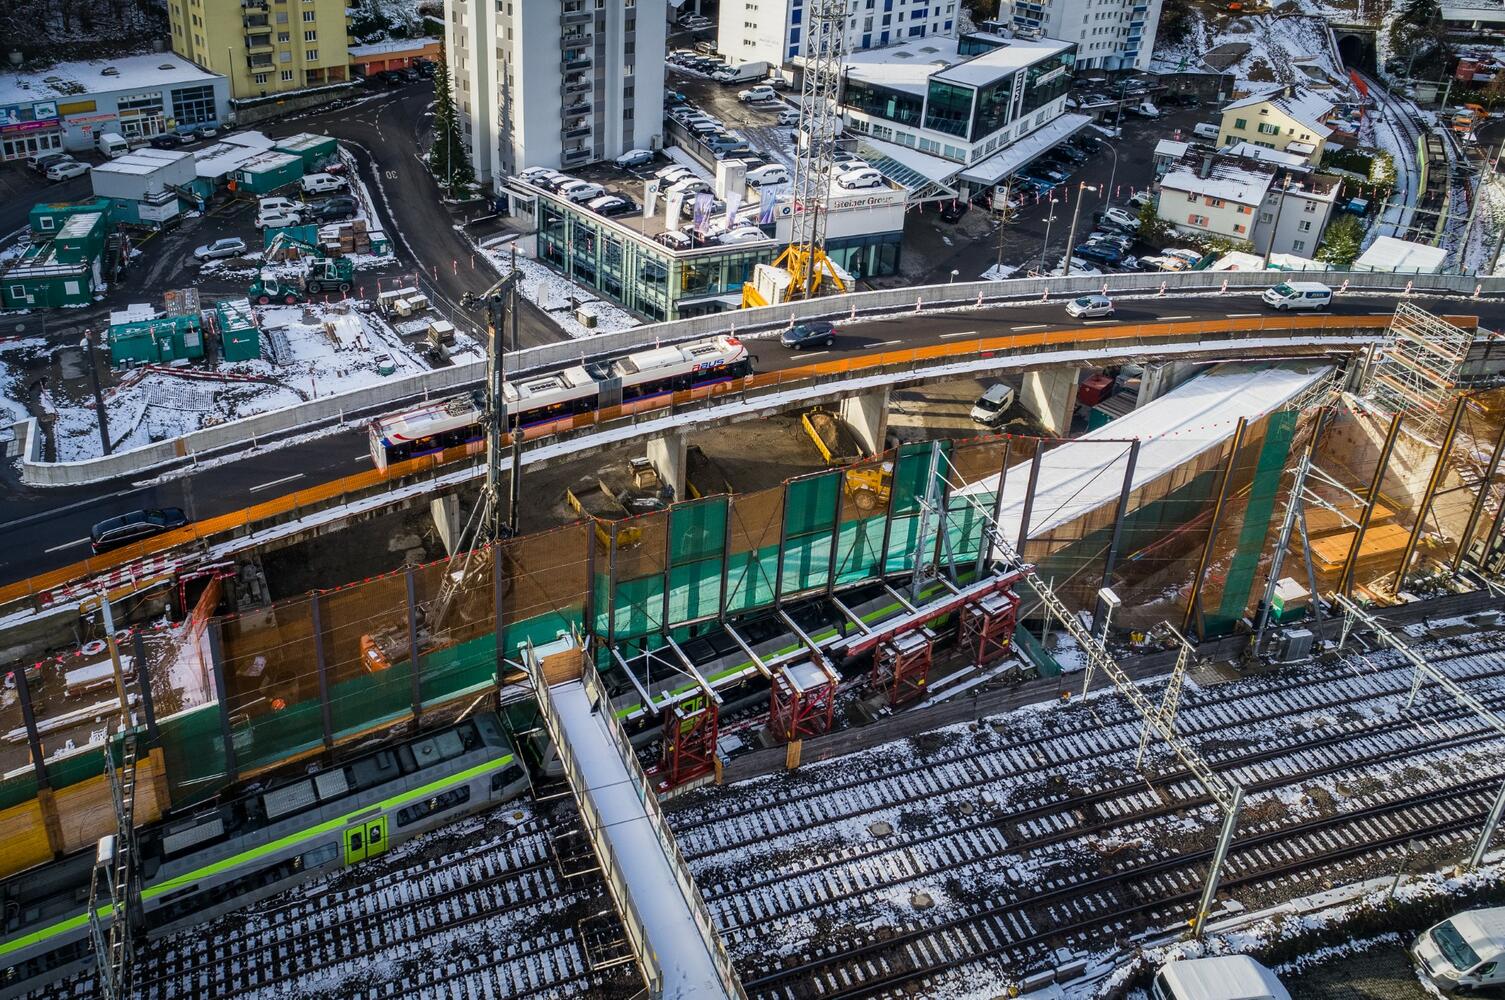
[845,461,894,512]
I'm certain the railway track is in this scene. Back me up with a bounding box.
[36,807,636,1000]
[673,629,1505,999]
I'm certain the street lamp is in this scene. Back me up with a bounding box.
[949,269,959,283]
[1103,142,1120,207]
[1062,181,1098,279]
[1097,586,1122,641]
[1388,837,1427,901]
[1039,198,1059,273]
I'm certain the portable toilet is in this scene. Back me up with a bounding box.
[235,151,304,194]
[216,299,262,362]
[272,133,339,172]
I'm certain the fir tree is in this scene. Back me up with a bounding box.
[428,61,475,191]
[1316,213,1365,267]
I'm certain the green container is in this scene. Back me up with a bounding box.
[236,151,304,194]
[216,300,261,362]
[272,133,339,171]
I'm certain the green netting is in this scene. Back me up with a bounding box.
[944,489,991,566]
[726,547,779,613]
[609,575,664,639]
[330,659,413,741]
[782,472,841,596]
[46,746,106,789]
[420,634,500,705]
[159,703,231,804]
[668,498,728,625]
[1013,627,1061,676]
[834,514,886,584]
[1207,409,1299,635]
[883,442,951,574]
[237,696,325,773]
[0,771,37,811]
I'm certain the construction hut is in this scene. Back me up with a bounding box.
[215,298,261,362]
[107,306,204,365]
[189,132,276,199]
[28,198,113,238]
[235,151,303,195]
[0,210,109,309]
[272,133,339,172]
[89,148,195,227]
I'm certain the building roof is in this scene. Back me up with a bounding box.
[348,39,438,57]
[240,150,300,174]
[273,132,334,152]
[840,32,1072,96]
[1160,159,1274,206]
[958,112,1092,186]
[1223,86,1335,138]
[1222,141,1311,169]
[194,141,264,179]
[0,54,218,105]
[1154,139,1191,159]
[1354,235,1448,273]
[56,212,103,239]
[93,148,192,177]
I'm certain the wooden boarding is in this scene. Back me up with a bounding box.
[539,646,584,686]
[0,798,54,876]
[1308,523,1412,574]
[54,748,168,857]
[1303,501,1396,538]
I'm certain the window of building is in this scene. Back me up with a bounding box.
[1298,220,1312,232]
[1188,213,1209,226]
[254,72,269,84]
[1259,211,1273,223]
[1257,121,1279,135]
[845,76,923,126]
[281,69,295,81]
[1292,239,1305,251]
[278,30,290,40]
[306,48,317,59]
[303,29,315,40]
[302,9,315,20]
[1303,201,1316,212]
[1233,117,1246,130]
[923,79,973,137]
[1233,223,1246,234]
[171,84,217,125]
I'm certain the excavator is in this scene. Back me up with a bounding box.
[248,229,354,304]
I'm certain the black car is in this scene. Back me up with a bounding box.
[1052,145,1088,164]
[376,70,405,86]
[939,200,968,223]
[150,132,193,149]
[1071,135,1103,153]
[310,197,358,221]
[90,507,189,554]
[414,59,436,78]
[1073,242,1123,266]
[780,320,837,349]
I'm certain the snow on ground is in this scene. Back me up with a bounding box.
[45,303,425,462]
[0,337,42,426]
[474,236,641,341]
[1151,13,1346,91]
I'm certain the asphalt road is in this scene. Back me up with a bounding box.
[2,290,1494,584]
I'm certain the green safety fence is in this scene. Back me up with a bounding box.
[0,772,37,812]
[1207,410,1299,635]
[1013,627,1061,677]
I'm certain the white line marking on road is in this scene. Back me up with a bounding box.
[801,351,829,358]
[44,538,90,554]
[875,339,903,346]
[1082,319,1121,324]
[356,454,373,462]
[249,474,305,493]
[1009,325,1045,332]
[1159,315,1192,320]
[1227,312,1262,318]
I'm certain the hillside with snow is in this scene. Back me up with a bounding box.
[1151,5,1353,93]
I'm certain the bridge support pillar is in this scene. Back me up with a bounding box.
[838,386,890,455]
[430,493,462,556]
[1021,366,1078,437]
[1137,361,1195,407]
[647,430,687,502]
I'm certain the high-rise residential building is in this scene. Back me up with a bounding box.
[168,0,353,100]
[446,0,667,185]
[718,0,962,68]
[1003,0,1161,71]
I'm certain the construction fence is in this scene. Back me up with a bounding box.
[5,389,1505,879]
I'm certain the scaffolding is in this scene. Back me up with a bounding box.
[1363,303,1473,436]
[87,731,140,1000]
[870,627,934,707]
[655,693,720,792]
[959,589,1020,668]
[769,661,838,742]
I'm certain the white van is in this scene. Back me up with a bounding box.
[1262,280,1333,311]
[970,384,1016,426]
[96,132,129,158]
[258,196,302,215]
[1414,907,1505,992]
[1152,956,1291,1000]
[301,172,348,194]
[1192,122,1221,140]
[717,226,767,245]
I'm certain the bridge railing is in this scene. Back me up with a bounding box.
[13,269,1495,488]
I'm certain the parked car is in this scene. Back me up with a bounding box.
[301,172,348,195]
[1413,907,1505,994]
[587,194,637,216]
[1098,206,1139,231]
[717,226,767,245]
[1025,164,1069,183]
[258,195,302,215]
[939,200,968,223]
[654,166,695,187]
[413,59,436,78]
[1140,254,1190,271]
[836,167,883,189]
[1127,190,1153,209]
[90,508,190,554]
[738,85,777,103]
[1262,281,1332,311]
[193,237,249,261]
[1052,144,1089,164]
[780,320,836,349]
[1073,243,1123,266]
[46,160,89,181]
[1162,248,1204,265]
[193,122,220,138]
[615,148,654,169]
[666,177,712,198]
[558,179,606,203]
[309,197,357,221]
[1153,956,1290,1000]
[777,109,801,126]
[256,208,303,229]
[746,163,790,186]
[149,131,193,149]
[27,151,71,175]
[1065,294,1115,318]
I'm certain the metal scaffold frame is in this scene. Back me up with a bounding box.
[940,452,1245,937]
[1363,303,1472,435]
[88,730,140,1000]
[1332,593,1505,869]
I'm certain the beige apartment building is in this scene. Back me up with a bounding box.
[169,0,353,101]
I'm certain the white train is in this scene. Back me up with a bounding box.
[368,334,752,470]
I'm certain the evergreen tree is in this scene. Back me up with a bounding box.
[1316,213,1365,267]
[1136,198,1173,247]
[428,62,475,191]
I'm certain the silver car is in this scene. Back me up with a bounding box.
[1065,294,1115,318]
[194,237,249,261]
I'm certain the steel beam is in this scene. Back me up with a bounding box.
[1453,411,1505,575]
[1184,418,1247,637]
[13,663,48,790]
[1095,439,1140,629]
[1016,439,1043,553]
[1396,395,1466,587]
[406,567,422,723]
[976,436,1013,579]
[722,623,772,678]
[1192,786,1244,937]
[206,623,238,785]
[311,594,333,751]
[130,631,158,743]
[1340,412,1403,596]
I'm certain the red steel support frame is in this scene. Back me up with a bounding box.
[870,627,934,706]
[655,693,720,791]
[959,588,1020,667]
[769,668,836,742]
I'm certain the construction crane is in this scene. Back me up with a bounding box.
[742,0,848,307]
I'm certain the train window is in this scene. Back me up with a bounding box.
[395,786,471,828]
[491,764,525,793]
[301,843,339,871]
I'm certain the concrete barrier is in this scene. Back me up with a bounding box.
[15,269,1497,487]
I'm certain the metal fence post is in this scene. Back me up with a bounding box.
[206,623,238,785]
[131,631,158,743]
[406,567,422,723]
[311,593,333,751]
[13,663,49,791]
[1095,439,1141,627]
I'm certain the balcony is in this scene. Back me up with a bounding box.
[241,0,267,8]
[562,146,592,165]
[562,50,592,72]
[247,35,274,52]
[563,100,591,117]
[243,14,268,28]
[562,5,591,25]
[562,119,591,139]
[246,54,274,69]
[561,29,593,47]
[562,76,590,96]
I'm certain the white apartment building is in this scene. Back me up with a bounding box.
[1003,0,1161,71]
[717,0,962,68]
[1158,153,1339,257]
[445,0,666,185]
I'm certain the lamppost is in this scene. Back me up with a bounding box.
[1063,181,1098,277]
[1388,838,1427,901]
[1103,142,1120,207]
[949,269,959,283]
[1039,194,1059,273]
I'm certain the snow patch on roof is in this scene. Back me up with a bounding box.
[0,54,219,105]
[1160,160,1274,206]
[1224,87,1336,138]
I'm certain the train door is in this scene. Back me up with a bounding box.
[342,817,389,865]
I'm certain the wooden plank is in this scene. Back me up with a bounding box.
[1308,523,1411,573]
[0,797,55,876]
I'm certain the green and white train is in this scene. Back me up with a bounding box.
[0,713,529,997]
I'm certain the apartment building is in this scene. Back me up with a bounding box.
[1157,152,1339,256]
[446,0,667,185]
[1004,0,1161,71]
[169,0,353,100]
[717,0,961,68]
[1218,86,1335,168]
